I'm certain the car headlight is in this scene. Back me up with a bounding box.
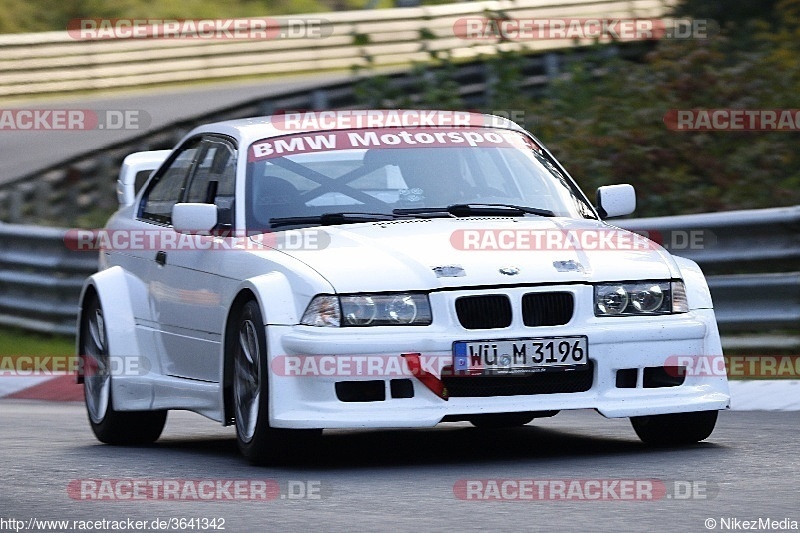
[301,294,432,327]
[594,281,688,316]
[300,295,341,327]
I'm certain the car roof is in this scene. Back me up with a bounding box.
[184,111,530,147]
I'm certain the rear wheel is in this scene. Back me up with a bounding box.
[81,295,166,445]
[631,410,718,446]
[233,300,319,465]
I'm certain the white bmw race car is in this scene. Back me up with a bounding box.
[77,110,730,463]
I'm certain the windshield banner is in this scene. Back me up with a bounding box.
[248,127,539,162]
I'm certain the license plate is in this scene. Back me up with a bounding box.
[452,336,588,375]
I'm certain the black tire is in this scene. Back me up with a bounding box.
[232,300,320,465]
[469,412,537,429]
[80,295,166,445]
[631,410,719,446]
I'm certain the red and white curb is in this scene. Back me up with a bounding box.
[0,376,798,410]
[0,375,83,402]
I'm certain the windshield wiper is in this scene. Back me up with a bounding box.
[269,212,399,228]
[270,204,556,228]
[393,204,555,218]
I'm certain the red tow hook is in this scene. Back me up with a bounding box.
[402,353,449,400]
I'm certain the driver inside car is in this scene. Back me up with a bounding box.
[363,148,475,207]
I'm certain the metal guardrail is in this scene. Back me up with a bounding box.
[0,44,651,226]
[618,205,800,270]
[707,273,800,332]
[0,0,672,98]
[0,223,95,335]
[0,206,797,339]
[617,206,800,339]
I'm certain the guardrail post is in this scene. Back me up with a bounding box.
[34,180,50,220]
[8,187,22,223]
[483,62,497,108]
[544,53,560,81]
[259,100,275,115]
[312,89,329,110]
[63,167,81,221]
[95,154,117,214]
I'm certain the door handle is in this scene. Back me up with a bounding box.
[155,251,167,266]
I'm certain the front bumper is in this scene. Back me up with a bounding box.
[266,307,730,429]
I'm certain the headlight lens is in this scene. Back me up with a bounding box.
[341,296,377,326]
[386,295,422,324]
[594,281,688,316]
[630,283,664,312]
[595,285,629,315]
[301,293,432,327]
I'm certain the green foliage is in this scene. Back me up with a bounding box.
[482,47,528,111]
[521,9,800,216]
[672,0,781,31]
[352,0,800,216]
[0,0,43,33]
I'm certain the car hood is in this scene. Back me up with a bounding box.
[249,217,680,293]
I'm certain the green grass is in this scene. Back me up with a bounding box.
[0,326,74,357]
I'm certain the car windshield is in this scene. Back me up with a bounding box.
[245,126,596,230]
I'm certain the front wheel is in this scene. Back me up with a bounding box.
[233,300,319,465]
[80,295,166,445]
[631,410,719,446]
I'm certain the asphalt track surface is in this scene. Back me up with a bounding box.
[1,402,798,532]
[0,73,355,186]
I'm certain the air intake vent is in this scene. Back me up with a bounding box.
[455,295,512,329]
[522,292,574,326]
[442,361,594,397]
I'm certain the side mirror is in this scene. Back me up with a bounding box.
[596,184,636,219]
[172,203,218,234]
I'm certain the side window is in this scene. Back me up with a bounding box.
[184,138,237,229]
[139,139,201,225]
